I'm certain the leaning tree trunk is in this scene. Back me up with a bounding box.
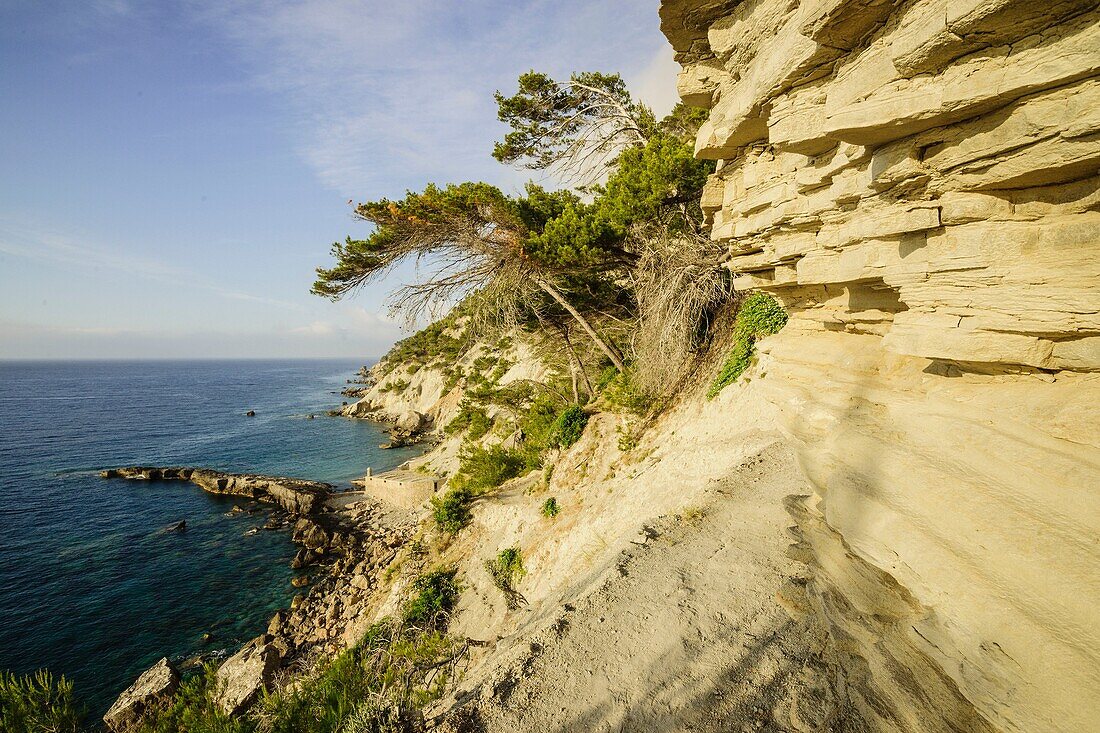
[536,278,626,372]
[559,325,594,400]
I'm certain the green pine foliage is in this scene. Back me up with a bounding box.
[401,568,460,628]
[445,403,492,440]
[134,569,464,733]
[707,293,788,398]
[0,670,82,733]
[378,316,467,370]
[132,666,246,733]
[547,404,589,448]
[449,445,528,494]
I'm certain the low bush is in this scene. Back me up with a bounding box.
[547,404,588,448]
[401,568,460,628]
[445,404,492,441]
[601,369,651,415]
[134,665,245,733]
[431,488,473,534]
[485,548,527,609]
[541,497,560,518]
[255,570,463,731]
[616,422,638,452]
[0,670,82,733]
[707,292,787,399]
[450,445,527,493]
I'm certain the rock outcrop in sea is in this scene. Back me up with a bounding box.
[102,466,332,515]
[660,1,1100,731]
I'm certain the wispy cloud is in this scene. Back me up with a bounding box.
[188,0,676,196]
[0,215,305,311]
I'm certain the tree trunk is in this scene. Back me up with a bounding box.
[536,278,626,372]
[559,325,593,401]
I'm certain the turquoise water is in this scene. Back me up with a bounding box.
[0,359,420,721]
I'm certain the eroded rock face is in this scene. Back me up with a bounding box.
[662,1,1100,731]
[103,657,180,731]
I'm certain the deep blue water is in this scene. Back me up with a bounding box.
[0,359,420,721]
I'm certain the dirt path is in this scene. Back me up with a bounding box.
[438,442,845,733]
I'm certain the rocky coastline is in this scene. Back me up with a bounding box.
[100,466,416,730]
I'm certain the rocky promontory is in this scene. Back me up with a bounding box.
[100,465,418,729]
[101,466,332,515]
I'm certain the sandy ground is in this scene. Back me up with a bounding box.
[434,441,844,733]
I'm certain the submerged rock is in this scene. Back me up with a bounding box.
[164,520,186,533]
[245,410,256,417]
[103,657,180,731]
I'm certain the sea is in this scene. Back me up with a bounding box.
[0,359,421,721]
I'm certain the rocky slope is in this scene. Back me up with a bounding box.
[660,1,1100,731]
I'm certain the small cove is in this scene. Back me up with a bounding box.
[0,359,421,720]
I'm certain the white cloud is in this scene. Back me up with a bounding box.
[188,1,677,196]
[289,320,338,336]
[629,47,682,117]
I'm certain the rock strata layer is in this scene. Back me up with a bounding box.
[662,1,1100,731]
[101,466,332,515]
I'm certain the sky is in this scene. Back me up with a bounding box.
[0,0,680,360]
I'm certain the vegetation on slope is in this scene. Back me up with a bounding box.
[707,293,789,398]
[0,670,82,733]
[132,568,464,733]
[313,70,730,394]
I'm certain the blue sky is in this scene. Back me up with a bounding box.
[0,0,678,360]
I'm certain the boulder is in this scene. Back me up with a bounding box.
[394,410,426,433]
[292,518,330,551]
[214,635,286,716]
[291,548,318,568]
[103,657,180,731]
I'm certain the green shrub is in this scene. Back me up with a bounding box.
[380,317,466,369]
[450,445,528,493]
[541,497,560,518]
[485,548,527,609]
[601,369,650,415]
[595,365,619,391]
[0,670,82,733]
[445,404,492,440]
[401,569,460,628]
[547,404,588,448]
[616,423,638,452]
[707,292,787,398]
[133,665,245,733]
[441,366,464,392]
[431,488,473,533]
[254,620,462,733]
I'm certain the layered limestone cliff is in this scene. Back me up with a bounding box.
[661,1,1100,731]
